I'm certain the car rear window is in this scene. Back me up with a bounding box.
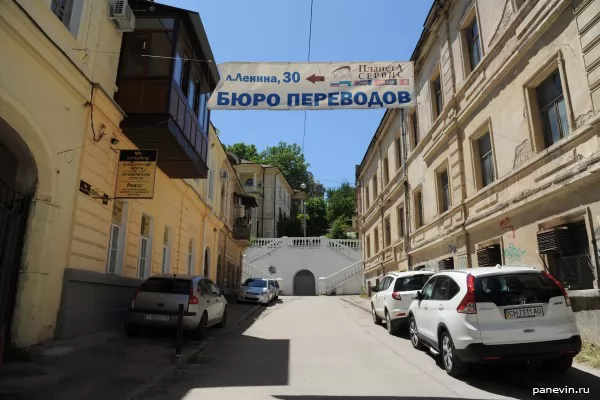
[243,279,267,288]
[139,278,191,294]
[474,273,563,306]
[393,275,432,292]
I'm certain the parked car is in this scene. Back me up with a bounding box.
[370,270,435,334]
[408,266,581,377]
[126,275,227,338]
[237,278,273,305]
[269,279,282,300]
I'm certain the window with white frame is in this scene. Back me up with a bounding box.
[161,226,172,274]
[536,70,569,148]
[461,7,482,74]
[437,168,451,213]
[50,0,83,36]
[188,239,196,275]
[107,200,127,274]
[138,214,154,278]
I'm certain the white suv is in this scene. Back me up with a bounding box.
[408,266,581,377]
[370,270,435,334]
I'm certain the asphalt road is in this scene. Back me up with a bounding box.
[139,296,598,400]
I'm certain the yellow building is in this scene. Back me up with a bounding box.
[0,0,252,355]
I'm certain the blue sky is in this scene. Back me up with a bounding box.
[163,0,433,189]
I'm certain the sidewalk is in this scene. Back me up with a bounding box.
[0,302,260,400]
[340,295,371,313]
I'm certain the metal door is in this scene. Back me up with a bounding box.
[0,178,34,360]
[293,270,316,296]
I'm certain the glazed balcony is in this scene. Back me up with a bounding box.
[115,3,220,179]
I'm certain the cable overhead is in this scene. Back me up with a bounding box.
[302,0,315,155]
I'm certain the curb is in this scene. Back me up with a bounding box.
[122,304,261,400]
[340,297,371,313]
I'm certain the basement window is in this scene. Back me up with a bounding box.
[477,244,502,267]
[538,222,595,290]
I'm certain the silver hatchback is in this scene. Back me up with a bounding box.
[237,278,273,305]
[126,275,227,338]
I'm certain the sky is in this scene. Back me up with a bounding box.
[163,0,433,189]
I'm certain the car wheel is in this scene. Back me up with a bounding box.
[409,316,424,350]
[542,356,573,373]
[371,304,382,325]
[385,310,397,335]
[194,311,208,339]
[441,331,467,377]
[217,308,227,328]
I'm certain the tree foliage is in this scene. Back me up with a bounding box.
[326,182,356,225]
[328,217,349,239]
[224,143,261,162]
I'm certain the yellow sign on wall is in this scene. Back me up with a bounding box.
[115,150,158,199]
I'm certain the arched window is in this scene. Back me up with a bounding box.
[203,247,210,277]
[245,178,253,187]
[187,239,195,274]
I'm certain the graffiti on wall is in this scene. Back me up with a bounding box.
[500,217,516,238]
[504,243,526,263]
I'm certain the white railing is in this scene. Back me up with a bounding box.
[328,239,361,250]
[250,238,278,248]
[325,239,362,262]
[287,237,323,247]
[324,260,364,294]
[245,238,283,263]
[242,260,271,279]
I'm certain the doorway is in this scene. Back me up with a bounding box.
[293,269,316,296]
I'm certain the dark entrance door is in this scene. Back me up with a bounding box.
[0,178,34,360]
[293,270,316,296]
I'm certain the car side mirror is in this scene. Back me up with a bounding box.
[415,291,423,300]
[370,286,379,293]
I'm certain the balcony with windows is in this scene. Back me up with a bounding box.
[233,194,258,241]
[115,2,220,179]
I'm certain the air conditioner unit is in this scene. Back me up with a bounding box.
[220,170,229,180]
[108,0,136,32]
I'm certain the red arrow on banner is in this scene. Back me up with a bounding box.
[306,74,325,84]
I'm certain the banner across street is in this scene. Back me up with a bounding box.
[207,62,415,110]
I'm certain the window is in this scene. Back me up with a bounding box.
[411,112,419,149]
[478,132,495,187]
[190,77,200,114]
[466,18,482,70]
[173,54,183,86]
[187,239,196,274]
[366,235,371,258]
[397,207,405,238]
[438,169,451,213]
[208,163,215,199]
[365,185,370,209]
[383,157,390,186]
[379,276,393,291]
[431,72,443,119]
[394,275,431,291]
[414,190,424,228]
[384,217,391,248]
[420,277,438,300]
[139,278,190,294]
[432,276,460,300]
[372,173,378,198]
[474,273,563,306]
[536,70,569,148]
[396,138,403,171]
[180,52,191,95]
[161,227,172,274]
[245,178,254,187]
[138,214,153,278]
[107,200,127,274]
[51,0,82,35]
[374,228,380,253]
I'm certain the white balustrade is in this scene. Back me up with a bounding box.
[242,260,271,279]
[245,238,283,263]
[324,260,364,294]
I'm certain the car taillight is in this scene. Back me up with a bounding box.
[391,292,402,300]
[457,273,477,314]
[542,271,571,307]
[189,286,199,305]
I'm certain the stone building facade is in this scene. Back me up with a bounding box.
[357,0,600,335]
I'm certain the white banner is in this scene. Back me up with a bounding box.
[207,62,415,110]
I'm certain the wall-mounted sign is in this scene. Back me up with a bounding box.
[207,62,415,110]
[115,150,158,199]
[79,180,109,205]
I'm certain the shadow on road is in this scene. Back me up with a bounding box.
[144,301,290,398]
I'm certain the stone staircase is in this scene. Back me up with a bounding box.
[243,237,364,295]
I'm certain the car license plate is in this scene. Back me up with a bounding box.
[144,314,170,321]
[504,306,544,320]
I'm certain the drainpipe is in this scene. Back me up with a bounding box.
[201,215,209,275]
[400,109,412,270]
[378,143,385,274]
[261,167,265,237]
[273,171,281,237]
